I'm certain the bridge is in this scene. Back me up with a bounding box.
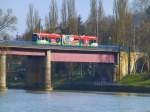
[0,41,120,91]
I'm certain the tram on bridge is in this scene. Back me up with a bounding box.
[32,33,98,47]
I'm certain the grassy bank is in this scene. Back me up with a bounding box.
[118,73,150,87]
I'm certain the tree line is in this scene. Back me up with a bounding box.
[24,0,105,43]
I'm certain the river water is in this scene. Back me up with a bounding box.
[0,89,150,112]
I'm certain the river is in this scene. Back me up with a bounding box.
[0,89,150,112]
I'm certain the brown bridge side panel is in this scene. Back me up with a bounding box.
[0,50,45,56]
[51,52,115,63]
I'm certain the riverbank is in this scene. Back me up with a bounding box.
[7,73,150,93]
[7,83,150,93]
[54,73,150,93]
[54,83,150,94]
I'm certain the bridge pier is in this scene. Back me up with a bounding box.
[0,54,7,91]
[113,65,119,82]
[44,50,52,91]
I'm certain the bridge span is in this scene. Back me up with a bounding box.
[0,41,120,91]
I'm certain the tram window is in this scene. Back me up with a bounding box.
[37,37,40,40]
[33,34,37,37]
[89,40,96,44]
[89,40,93,44]
[74,39,79,41]
[32,34,38,41]
[93,40,96,43]
[80,40,84,44]
[45,38,49,41]
[49,38,51,42]
[41,37,45,40]
[46,38,51,42]
[56,38,60,43]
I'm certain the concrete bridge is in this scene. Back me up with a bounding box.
[0,41,121,91]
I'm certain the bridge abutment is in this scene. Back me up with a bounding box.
[0,54,7,91]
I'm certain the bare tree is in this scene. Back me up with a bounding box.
[34,10,41,32]
[97,0,104,43]
[133,0,150,13]
[45,16,50,32]
[26,4,41,33]
[86,0,97,35]
[25,4,41,40]
[132,1,150,72]
[26,4,34,33]
[113,0,132,46]
[61,0,68,33]
[67,0,78,34]
[77,15,85,35]
[0,9,17,32]
[45,0,58,33]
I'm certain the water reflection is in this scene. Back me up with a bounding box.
[0,91,7,96]
[0,89,150,112]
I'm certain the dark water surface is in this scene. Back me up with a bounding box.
[0,89,150,112]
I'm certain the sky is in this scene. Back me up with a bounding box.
[0,0,132,36]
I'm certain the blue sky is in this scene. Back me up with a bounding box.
[0,0,132,36]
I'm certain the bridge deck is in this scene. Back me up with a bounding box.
[0,41,120,52]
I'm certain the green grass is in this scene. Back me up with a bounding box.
[118,73,150,87]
